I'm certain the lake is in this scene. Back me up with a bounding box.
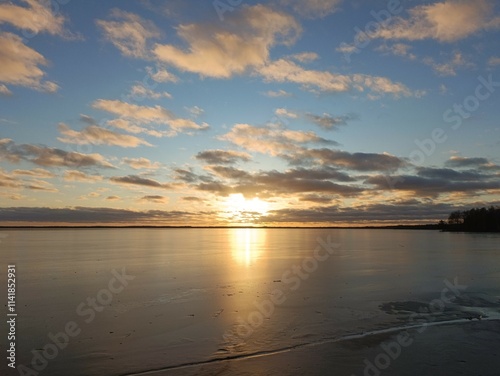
[2,228,500,375]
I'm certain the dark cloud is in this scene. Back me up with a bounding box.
[195,149,251,165]
[110,175,172,189]
[305,113,357,130]
[286,148,405,171]
[366,174,500,196]
[0,206,196,224]
[416,167,485,181]
[139,195,168,203]
[445,156,490,168]
[0,139,114,168]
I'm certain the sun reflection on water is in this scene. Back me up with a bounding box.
[230,228,266,265]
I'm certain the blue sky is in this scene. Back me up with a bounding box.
[0,0,499,225]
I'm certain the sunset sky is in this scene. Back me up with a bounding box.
[1,0,499,226]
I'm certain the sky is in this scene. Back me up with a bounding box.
[0,0,499,226]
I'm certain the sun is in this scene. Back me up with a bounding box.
[224,194,269,218]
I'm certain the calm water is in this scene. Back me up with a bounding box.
[1,228,500,375]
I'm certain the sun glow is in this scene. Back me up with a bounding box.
[224,194,269,218]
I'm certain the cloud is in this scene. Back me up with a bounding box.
[12,168,55,178]
[122,157,161,170]
[488,57,500,66]
[0,32,59,93]
[153,4,301,78]
[445,156,498,170]
[286,148,406,171]
[92,99,209,134]
[146,66,178,83]
[375,43,416,60]
[366,174,499,197]
[57,123,152,148]
[106,196,120,201]
[0,0,67,36]
[139,195,168,204]
[109,175,172,189]
[281,0,343,18]
[364,0,500,42]
[257,58,417,97]
[220,123,337,156]
[0,84,12,96]
[63,170,103,182]
[0,206,197,224]
[423,51,473,76]
[96,9,161,58]
[0,138,114,168]
[264,89,292,97]
[127,83,172,100]
[289,52,319,63]
[305,113,356,130]
[275,108,299,119]
[195,150,251,165]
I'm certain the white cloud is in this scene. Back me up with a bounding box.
[146,66,178,83]
[97,9,161,58]
[264,89,292,97]
[365,0,500,42]
[289,52,319,63]
[127,83,172,100]
[122,157,161,170]
[0,84,12,96]
[153,4,301,78]
[92,99,209,134]
[275,108,299,119]
[0,32,59,93]
[0,0,67,36]
[258,58,417,98]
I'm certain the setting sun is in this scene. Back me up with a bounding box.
[225,194,269,218]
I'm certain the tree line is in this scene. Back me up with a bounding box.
[440,206,500,232]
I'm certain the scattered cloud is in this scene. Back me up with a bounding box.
[258,58,417,97]
[58,123,152,148]
[0,84,12,96]
[153,4,301,78]
[12,168,55,178]
[0,32,59,93]
[63,170,103,182]
[488,56,500,66]
[195,150,252,165]
[264,89,292,97]
[122,157,161,170]
[96,9,161,58]
[375,43,416,60]
[92,99,209,134]
[275,108,299,119]
[0,0,68,36]
[281,0,343,18]
[139,195,168,204]
[423,51,473,76]
[127,83,172,100]
[0,138,114,168]
[305,113,356,130]
[146,66,178,83]
[289,52,319,63]
[109,175,172,189]
[364,0,500,42]
[220,123,337,156]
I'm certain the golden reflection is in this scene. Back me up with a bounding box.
[230,228,266,265]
